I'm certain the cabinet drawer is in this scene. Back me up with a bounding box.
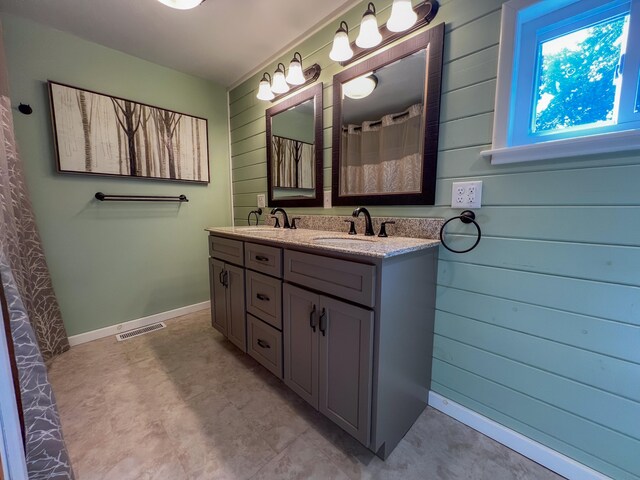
[209,235,244,266]
[246,270,282,330]
[245,242,282,278]
[284,250,376,307]
[247,314,283,378]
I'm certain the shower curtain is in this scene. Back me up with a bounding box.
[0,21,74,479]
[340,103,423,195]
[0,26,69,360]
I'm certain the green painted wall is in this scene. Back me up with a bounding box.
[2,14,232,337]
[229,0,640,478]
[272,108,314,143]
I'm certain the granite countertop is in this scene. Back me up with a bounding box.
[205,226,440,259]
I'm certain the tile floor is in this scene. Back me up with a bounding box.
[48,310,563,480]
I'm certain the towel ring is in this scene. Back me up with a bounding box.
[439,210,481,254]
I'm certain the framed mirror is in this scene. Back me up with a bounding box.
[266,83,323,207]
[331,23,444,206]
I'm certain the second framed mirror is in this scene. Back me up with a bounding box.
[332,24,445,206]
[266,83,323,207]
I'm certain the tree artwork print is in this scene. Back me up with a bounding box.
[48,81,210,183]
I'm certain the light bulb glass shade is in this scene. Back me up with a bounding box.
[286,53,305,85]
[329,22,353,62]
[156,0,204,10]
[256,73,275,101]
[356,4,382,48]
[271,63,290,94]
[343,74,378,100]
[387,0,417,32]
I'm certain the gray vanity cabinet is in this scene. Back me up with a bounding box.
[283,283,373,445]
[209,258,246,352]
[208,229,438,460]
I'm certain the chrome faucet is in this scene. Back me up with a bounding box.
[270,207,291,229]
[352,207,374,236]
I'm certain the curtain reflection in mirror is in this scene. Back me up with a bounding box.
[340,103,423,195]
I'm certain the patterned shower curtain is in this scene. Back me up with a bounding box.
[340,103,424,196]
[0,21,74,479]
[0,29,69,360]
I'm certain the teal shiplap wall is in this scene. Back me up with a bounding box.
[229,0,640,478]
[2,15,232,337]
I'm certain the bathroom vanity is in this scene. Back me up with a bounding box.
[206,225,439,459]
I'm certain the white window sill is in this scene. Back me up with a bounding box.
[480,129,640,165]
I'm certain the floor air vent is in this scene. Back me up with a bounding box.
[116,322,166,341]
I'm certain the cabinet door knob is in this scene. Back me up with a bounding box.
[257,339,271,349]
[309,304,317,332]
[255,255,269,262]
[319,308,327,336]
[256,293,270,301]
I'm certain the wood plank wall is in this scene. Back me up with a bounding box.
[228,1,640,478]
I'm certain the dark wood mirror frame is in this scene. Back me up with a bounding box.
[266,82,324,208]
[331,23,445,206]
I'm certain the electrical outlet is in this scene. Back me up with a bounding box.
[256,194,266,208]
[451,181,482,208]
[324,190,331,209]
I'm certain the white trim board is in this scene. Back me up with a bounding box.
[428,391,611,480]
[68,301,210,346]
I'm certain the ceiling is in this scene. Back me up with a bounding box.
[0,0,357,87]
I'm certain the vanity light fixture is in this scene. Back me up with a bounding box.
[271,63,290,94]
[329,21,354,62]
[156,0,204,9]
[356,3,383,48]
[387,0,418,32]
[286,52,306,85]
[343,73,378,100]
[256,63,322,103]
[333,0,439,67]
[256,73,275,101]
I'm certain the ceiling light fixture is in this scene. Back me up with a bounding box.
[356,3,382,49]
[343,73,378,100]
[286,52,306,86]
[156,0,205,10]
[256,73,275,101]
[387,0,418,32]
[329,21,354,62]
[271,63,290,94]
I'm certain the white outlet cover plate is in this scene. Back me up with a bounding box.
[451,181,482,208]
[324,191,331,209]
[257,194,266,208]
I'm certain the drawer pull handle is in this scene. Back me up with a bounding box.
[256,293,270,301]
[255,255,269,262]
[319,308,327,336]
[309,304,317,332]
[257,339,271,349]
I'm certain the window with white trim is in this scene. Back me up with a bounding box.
[483,0,640,164]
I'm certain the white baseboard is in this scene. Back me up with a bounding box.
[428,391,611,480]
[68,301,210,346]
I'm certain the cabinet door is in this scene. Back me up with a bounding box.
[210,258,228,336]
[283,283,319,409]
[318,296,373,446]
[225,263,247,352]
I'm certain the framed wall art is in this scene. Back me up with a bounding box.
[48,81,210,183]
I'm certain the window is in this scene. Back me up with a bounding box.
[483,0,640,164]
